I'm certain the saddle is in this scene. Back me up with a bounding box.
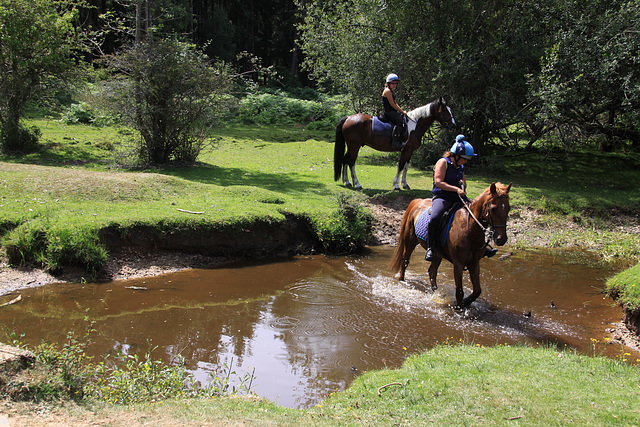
[415,203,463,247]
[371,116,394,137]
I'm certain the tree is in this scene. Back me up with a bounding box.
[535,0,640,150]
[0,0,82,152]
[296,0,556,153]
[101,37,231,164]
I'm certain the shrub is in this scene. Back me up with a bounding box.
[313,192,373,253]
[101,38,231,164]
[236,91,349,128]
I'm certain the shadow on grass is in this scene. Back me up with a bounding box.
[157,163,332,195]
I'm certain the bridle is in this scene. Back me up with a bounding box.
[459,192,509,251]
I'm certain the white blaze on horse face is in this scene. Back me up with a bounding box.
[448,107,455,127]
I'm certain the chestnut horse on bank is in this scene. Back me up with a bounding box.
[334,98,456,191]
[390,182,512,308]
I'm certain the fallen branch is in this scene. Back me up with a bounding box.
[177,209,205,214]
[0,295,22,307]
[377,379,409,396]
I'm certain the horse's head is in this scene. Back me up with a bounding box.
[484,182,512,246]
[435,97,456,130]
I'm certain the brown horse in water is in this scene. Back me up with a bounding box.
[334,98,456,191]
[389,182,512,308]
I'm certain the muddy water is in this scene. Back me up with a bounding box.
[0,246,637,408]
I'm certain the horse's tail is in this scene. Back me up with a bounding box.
[334,116,348,181]
[389,200,419,274]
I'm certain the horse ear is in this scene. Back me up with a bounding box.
[439,97,446,105]
[490,182,497,194]
[506,182,512,192]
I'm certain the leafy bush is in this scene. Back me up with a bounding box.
[101,38,232,164]
[236,91,349,128]
[313,192,373,253]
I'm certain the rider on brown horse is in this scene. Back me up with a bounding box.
[381,73,408,150]
[425,135,498,261]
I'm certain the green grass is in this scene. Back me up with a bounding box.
[606,262,640,310]
[9,344,640,426]
[1,118,639,277]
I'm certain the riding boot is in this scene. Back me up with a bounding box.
[484,247,498,258]
[425,224,435,261]
[392,126,403,150]
[425,247,434,262]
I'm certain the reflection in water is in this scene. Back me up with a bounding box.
[0,247,636,408]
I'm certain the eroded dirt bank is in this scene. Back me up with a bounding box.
[0,195,638,348]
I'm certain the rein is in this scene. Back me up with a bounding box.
[459,192,509,251]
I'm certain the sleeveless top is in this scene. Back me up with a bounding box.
[432,157,464,201]
[382,90,396,114]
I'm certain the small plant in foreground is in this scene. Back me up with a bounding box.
[90,344,257,404]
[1,321,96,402]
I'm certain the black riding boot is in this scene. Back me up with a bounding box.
[425,224,435,261]
[392,126,404,150]
[484,247,498,258]
[425,247,434,261]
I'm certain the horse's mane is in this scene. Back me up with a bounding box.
[473,182,510,204]
[407,101,436,122]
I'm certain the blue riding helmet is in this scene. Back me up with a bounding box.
[450,135,477,159]
[386,73,400,83]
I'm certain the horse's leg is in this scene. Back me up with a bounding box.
[462,261,481,307]
[392,169,402,191]
[397,235,420,280]
[393,147,414,191]
[401,162,411,190]
[349,164,362,190]
[342,163,352,188]
[427,257,442,291]
[452,262,466,309]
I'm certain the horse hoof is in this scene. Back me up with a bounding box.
[354,185,363,191]
[393,187,401,192]
[403,184,411,190]
[344,183,353,188]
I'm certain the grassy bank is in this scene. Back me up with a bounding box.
[606,263,640,312]
[4,344,640,426]
[2,119,639,270]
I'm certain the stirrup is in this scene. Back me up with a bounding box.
[425,248,434,261]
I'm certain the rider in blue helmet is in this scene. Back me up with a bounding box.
[381,73,408,150]
[425,135,496,261]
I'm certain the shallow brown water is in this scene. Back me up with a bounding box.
[0,246,637,408]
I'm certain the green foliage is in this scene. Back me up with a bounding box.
[0,0,83,152]
[536,0,640,150]
[313,192,373,253]
[100,37,232,164]
[2,326,95,402]
[606,263,640,310]
[2,220,107,276]
[236,90,349,129]
[92,345,190,405]
[91,346,256,404]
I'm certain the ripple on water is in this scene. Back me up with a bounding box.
[286,278,361,306]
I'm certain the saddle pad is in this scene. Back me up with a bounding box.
[372,116,393,137]
[415,209,431,242]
